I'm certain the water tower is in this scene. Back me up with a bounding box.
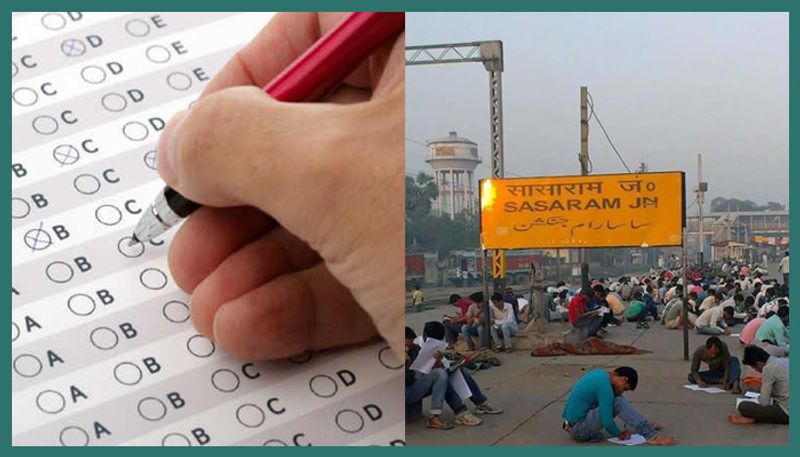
[425,131,482,218]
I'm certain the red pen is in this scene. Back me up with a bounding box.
[130,12,405,245]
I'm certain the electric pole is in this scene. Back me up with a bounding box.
[696,154,707,266]
[579,87,590,291]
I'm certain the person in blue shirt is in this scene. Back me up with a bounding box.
[562,367,675,445]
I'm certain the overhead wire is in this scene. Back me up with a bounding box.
[586,91,633,174]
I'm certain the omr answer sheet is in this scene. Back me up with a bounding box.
[11,12,403,446]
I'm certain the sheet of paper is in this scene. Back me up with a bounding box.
[409,338,447,374]
[608,434,646,446]
[11,12,403,446]
[729,333,741,338]
[736,394,772,408]
[448,369,472,401]
[683,384,725,394]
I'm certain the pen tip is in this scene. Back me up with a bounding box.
[128,235,140,247]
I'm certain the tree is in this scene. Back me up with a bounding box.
[405,172,438,221]
[709,197,785,212]
[405,172,481,258]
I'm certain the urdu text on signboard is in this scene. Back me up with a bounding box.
[479,171,685,250]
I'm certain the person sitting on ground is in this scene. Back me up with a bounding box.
[423,322,503,425]
[758,297,786,319]
[729,345,789,425]
[663,283,682,304]
[568,288,604,341]
[562,366,675,445]
[502,287,521,324]
[695,305,734,336]
[696,283,710,305]
[489,293,518,353]
[656,278,667,304]
[721,294,746,326]
[603,286,626,325]
[755,285,776,309]
[443,294,474,349]
[592,285,622,329]
[688,336,742,394]
[550,289,570,321]
[662,293,697,329]
[461,292,487,351]
[619,277,633,301]
[742,296,757,321]
[739,312,770,346]
[699,292,722,313]
[405,327,452,430]
[754,305,789,357]
[626,291,659,329]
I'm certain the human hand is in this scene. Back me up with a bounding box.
[618,430,631,441]
[157,13,405,361]
[697,379,708,388]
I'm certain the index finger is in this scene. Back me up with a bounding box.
[202,12,372,96]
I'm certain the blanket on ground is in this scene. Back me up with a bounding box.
[530,337,651,357]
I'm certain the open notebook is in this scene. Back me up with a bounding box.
[11,12,403,446]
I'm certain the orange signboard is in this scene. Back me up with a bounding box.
[480,172,685,250]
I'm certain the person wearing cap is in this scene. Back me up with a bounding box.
[562,366,675,445]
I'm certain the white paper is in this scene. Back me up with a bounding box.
[736,395,772,408]
[608,434,647,446]
[409,338,448,374]
[744,391,761,398]
[448,369,473,401]
[729,333,741,338]
[11,12,402,446]
[683,384,726,394]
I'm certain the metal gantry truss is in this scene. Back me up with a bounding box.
[405,41,507,279]
[405,41,504,179]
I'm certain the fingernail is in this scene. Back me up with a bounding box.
[157,109,189,185]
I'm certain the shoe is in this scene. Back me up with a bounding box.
[504,346,514,353]
[426,415,453,430]
[454,410,483,426]
[475,402,503,414]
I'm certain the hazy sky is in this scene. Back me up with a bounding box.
[406,13,789,209]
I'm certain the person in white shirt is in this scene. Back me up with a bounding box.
[696,305,734,336]
[663,284,682,303]
[739,275,752,295]
[778,251,789,287]
[699,293,721,313]
[489,293,518,353]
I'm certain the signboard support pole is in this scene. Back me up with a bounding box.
[482,249,491,349]
[682,231,689,361]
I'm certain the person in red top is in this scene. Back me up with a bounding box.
[443,294,474,348]
[569,290,604,341]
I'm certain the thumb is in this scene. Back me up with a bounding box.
[157,86,366,245]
